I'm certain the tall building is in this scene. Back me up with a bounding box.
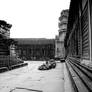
[55,9,69,59]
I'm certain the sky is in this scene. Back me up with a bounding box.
[0,0,70,38]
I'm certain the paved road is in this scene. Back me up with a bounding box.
[0,61,73,92]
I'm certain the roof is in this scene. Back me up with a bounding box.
[13,38,55,45]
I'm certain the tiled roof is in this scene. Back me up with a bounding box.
[13,38,55,45]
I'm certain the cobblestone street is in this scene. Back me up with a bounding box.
[0,61,73,92]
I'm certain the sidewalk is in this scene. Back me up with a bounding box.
[0,61,74,92]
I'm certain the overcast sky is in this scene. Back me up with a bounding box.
[0,0,70,38]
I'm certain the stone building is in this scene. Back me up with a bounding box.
[55,35,60,58]
[64,1,92,91]
[0,20,11,38]
[14,38,55,61]
[55,9,69,59]
[64,0,92,66]
[0,20,23,68]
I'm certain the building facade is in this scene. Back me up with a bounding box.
[64,0,92,66]
[55,9,69,59]
[14,38,55,61]
[0,20,23,68]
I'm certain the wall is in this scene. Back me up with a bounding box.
[64,0,92,66]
